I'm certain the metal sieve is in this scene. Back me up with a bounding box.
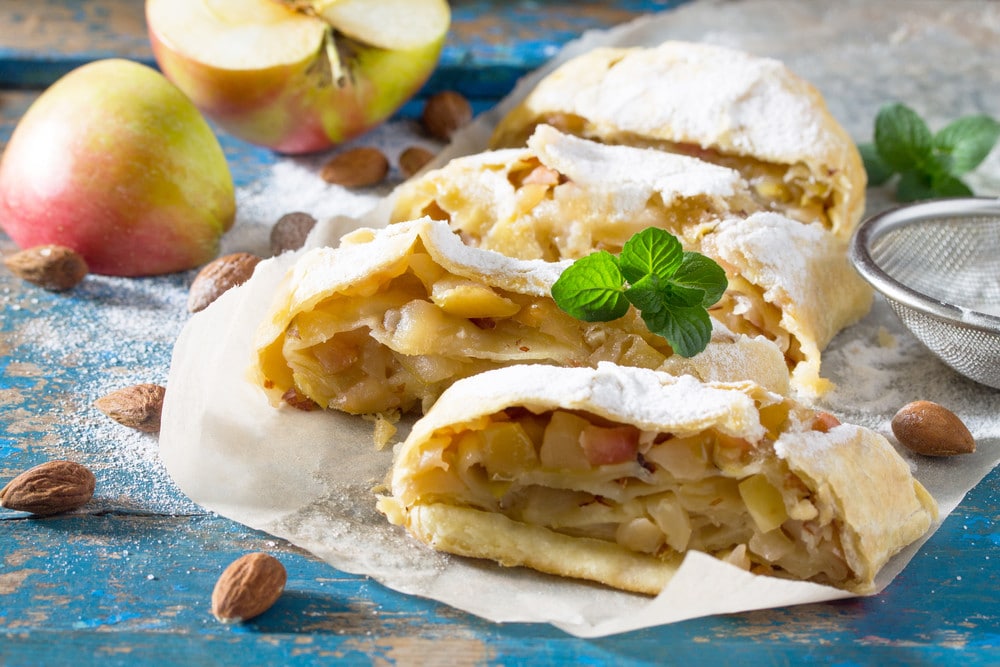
[849,197,1000,390]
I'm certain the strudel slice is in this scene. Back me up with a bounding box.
[391,126,871,395]
[378,363,937,594]
[254,218,790,415]
[489,41,866,239]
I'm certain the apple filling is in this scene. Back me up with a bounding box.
[261,242,674,415]
[385,403,856,589]
[393,154,759,262]
[709,275,803,373]
[496,116,836,231]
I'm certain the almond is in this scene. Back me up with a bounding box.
[320,147,389,188]
[421,90,472,141]
[94,383,166,433]
[187,252,261,313]
[3,244,88,291]
[398,145,436,178]
[0,460,96,515]
[270,212,317,256]
[211,552,287,623]
[891,400,976,456]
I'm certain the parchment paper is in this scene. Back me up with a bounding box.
[159,0,1000,637]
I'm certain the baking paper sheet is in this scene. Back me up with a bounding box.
[159,0,1000,637]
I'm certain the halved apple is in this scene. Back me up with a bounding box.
[146,0,450,154]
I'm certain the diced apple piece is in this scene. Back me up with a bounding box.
[406,253,447,293]
[748,526,795,561]
[430,277,522,318]
[739,474,789,533]
[647,492,693,552]
[395,353,462,384]
[643,434,712,480]
[477,422,539,480]
[616,517,664,554]
[539,411,591,470]
[579,424,640,466]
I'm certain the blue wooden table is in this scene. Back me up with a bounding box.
[2,1,999,665]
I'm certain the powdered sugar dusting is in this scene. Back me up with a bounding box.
[529,124,745,198]
[516,41,834,164]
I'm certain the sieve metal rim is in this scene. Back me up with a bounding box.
[849,197,1000,334]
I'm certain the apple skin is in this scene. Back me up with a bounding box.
[147,21,446,154]
[0,59,236,276]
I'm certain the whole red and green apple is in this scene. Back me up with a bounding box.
[145,0,451,154]
[0,58,236,276]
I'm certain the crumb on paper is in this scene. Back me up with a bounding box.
[365,410,400,450]
[877,326,897,348]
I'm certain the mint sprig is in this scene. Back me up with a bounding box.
[860,103,1000,202]
[550,228,727,358]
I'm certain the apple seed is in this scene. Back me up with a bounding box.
[320,147,389,188]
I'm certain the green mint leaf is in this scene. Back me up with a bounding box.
[875,103,933,173]
[623,277,667,314]
[895,170,937,202]
[619,228,683,284]
[858,142,895,186]
[641,304,713,358]
[625,279,703,313]
[930,171,974,198]
[551,251,630,321]
[674,252,728,307]
[552,228,728,359]
[933,115,1000,176]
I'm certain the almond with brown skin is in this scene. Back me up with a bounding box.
[891,400,976,456]
[421,90,472,141]
[0,460,96,515]
[94,383,166,433]
[398,145,436,178]
[270,212,317,256]
[187,252,262,313]
[211,552,287,623]
[4,244,88,291]
[320,146,389,188]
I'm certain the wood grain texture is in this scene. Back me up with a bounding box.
[2,1,999,664]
